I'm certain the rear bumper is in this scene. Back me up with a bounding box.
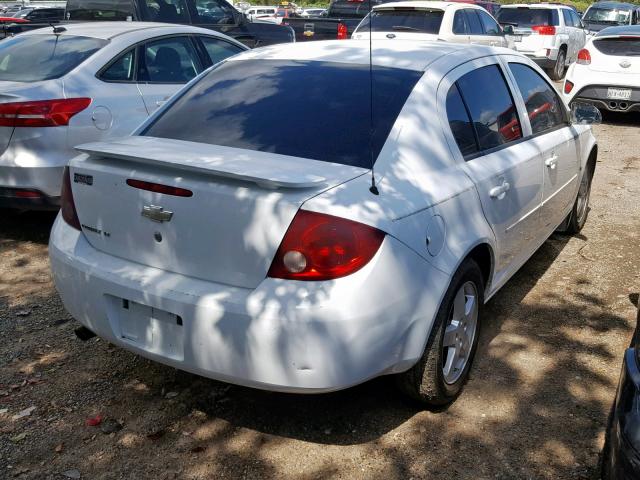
[49,215,448,393]
[570,86,640,113]
[0,165,65,210]
[603,348,640,479]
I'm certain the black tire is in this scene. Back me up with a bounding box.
[395,258,484,407]
[547,48,567,81]
[565,161,594,234]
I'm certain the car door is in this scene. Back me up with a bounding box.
[441,59,544,278]
[136,35,204,114]
[505,59,579,234]
[561,9,578,61]
[570,10,587,53]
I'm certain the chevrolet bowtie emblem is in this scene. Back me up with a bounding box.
[620,60,631,68]
[141,205,173,223]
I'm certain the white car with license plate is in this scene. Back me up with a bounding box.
[564,25,640,114]
[0,22,246,210]
[50,40,599,406]
[352,1,508,48]
[497,4,587,80]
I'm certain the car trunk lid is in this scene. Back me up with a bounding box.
[69,136,368,289]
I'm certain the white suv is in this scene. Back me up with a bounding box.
[497,4,587,80]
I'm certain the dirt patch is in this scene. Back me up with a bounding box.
[1,112,640,479]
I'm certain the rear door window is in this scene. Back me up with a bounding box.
[454,64,522,151]
[0,34,107,82]
[142,60,422,168]
[139,36,202,83]
[508,63,568,135]
[357,9,444,34]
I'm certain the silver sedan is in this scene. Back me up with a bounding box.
[0,22,247,210]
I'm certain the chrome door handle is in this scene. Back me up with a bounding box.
[489,181,510,199]
[545,154,559,169]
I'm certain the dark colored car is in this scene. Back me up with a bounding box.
[602,301,640,479]
[16,7,65,22]
[2,0,294,47]
[582,1,640,35]
[284,0,399,42]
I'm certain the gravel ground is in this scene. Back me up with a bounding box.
[1,110,639,480]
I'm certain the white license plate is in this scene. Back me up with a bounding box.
[607,87,632,100]
[511,35,522,42]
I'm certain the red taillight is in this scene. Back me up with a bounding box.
[532,25,555,35]
[577,48,591,65]
[0,98,91,128]
[60,167,81,231]
[564,80,574,94]
[268,210,385,281]
[14,190,41,198]
[337,22,348,39]
[126,179,193,197]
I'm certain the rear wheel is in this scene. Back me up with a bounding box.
[565,162,593,234]
[548,48,566,81]
[396,258,484,407]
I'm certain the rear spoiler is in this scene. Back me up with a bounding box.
[75,137,368,190]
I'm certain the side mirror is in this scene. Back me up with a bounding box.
[570,102,602,125]
[502,24,514,35]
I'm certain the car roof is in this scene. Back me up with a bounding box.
[588,1,639,9]
[374,1,477,10]
[230,39,507,72]
[596,25,640,36]
[17,21,223,40]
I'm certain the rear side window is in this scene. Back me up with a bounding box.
[0,35,107,82]
[562,9,571,26]
[143,60,422,168]
[357,10,444,34]
[453,64,522,152]
[100,49,135,82]
[497,8,556,27]
[65,0,135,20]
[509,63,567,135]
[594,37,640,56]
[477,10,500,35]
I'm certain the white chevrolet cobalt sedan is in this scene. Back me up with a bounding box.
[50,41,599,406]
[564,25,640,114]
[0,22,246,210]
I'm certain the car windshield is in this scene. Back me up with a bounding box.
[143,59,422,168]
[357,9,444,33]
[594,36,640,55]
[65,0,136,20]
[583,7,631,25]
[497,8,554,27]
[0,35,107,82]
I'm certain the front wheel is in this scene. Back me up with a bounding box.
[395,258,484,407]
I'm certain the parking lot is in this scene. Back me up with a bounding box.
[0,106,637,479]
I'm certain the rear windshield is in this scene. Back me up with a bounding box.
[65,0,135,20]
[143,60,422,168]
[583,7,632,25]
[594,37,640,56]
[0,35,107,82]
[356,9,444,34]
[497,8,557,27]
